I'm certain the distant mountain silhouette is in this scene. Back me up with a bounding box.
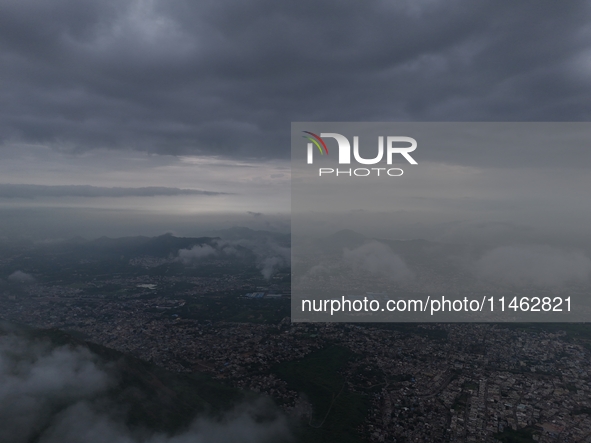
[134,233,216,257]
[211,227,290,246]
[319,229,368,251]
[37,229,290,264]
[56,234,216,259]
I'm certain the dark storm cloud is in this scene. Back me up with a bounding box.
[0,184,228,198]
[1,0,590,159]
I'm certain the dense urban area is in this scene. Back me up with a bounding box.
[1,232,591,442]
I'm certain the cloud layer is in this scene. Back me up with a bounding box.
[344,242,411,281]
[177,237,290,279]
[7,270,35,283]
[475,245,591,287]
[0,184,227,199]
[177,244,218,262]
[0,333,289,443]
[1,1,590,158]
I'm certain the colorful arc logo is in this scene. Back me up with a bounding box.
[302,131,328,155]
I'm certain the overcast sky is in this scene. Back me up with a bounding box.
[1,0,590,238]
